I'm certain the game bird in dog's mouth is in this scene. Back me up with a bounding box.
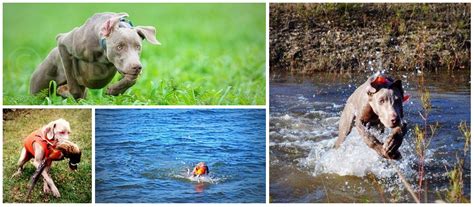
[335,73,410,160]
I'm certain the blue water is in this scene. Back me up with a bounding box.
[95,109,266,203]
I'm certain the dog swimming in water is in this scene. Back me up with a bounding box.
[191,162,209,177]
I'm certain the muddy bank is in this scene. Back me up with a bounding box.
[270,3,470,74]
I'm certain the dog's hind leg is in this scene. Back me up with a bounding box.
[335,104,355,148]
[30,48,66,95]
[12,147,30,178]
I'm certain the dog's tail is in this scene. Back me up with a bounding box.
[26,159,50,200]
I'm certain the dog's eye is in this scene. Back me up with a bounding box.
[59,131,69,135]
[135,45,141,50]
[117,44,124,50]
[379,99,385,104]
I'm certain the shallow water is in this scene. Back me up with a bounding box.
[270,71,471,203]
[95,109,266,203]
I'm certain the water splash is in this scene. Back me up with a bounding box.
[141,165,225,184]
[176,168,221,184]
[298,128,418,179]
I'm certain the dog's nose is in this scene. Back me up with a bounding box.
[391,116,399,125]
[132,64,142,71]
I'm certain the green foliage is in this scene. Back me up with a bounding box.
[446,121,470,203]
[3,109,92,203]
[3,3,266,105]
[413,75,440,202]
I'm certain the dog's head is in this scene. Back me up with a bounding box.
[42,118,71,142]
[366,75,408,128]
[100,13,161,77]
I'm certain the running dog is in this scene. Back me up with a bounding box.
[335,74,409,159]
[30,12,160,99]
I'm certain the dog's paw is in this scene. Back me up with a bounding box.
[57,85,72,98]
[11,171,22,178]
[51,190,61,198]
[388,150,402,160]
[43,184,51,194]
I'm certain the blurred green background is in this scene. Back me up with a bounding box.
[3,3,266,105]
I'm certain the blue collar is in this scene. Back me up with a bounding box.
[100,38,107,50]
[120,17,134,28]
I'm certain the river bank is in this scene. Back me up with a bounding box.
[270,4,470,74]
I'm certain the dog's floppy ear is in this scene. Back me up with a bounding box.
[389,79,403,92]
[389,79,410,103]
[135,26,161,45]
[44,123,57,140]
[101,13,129,37]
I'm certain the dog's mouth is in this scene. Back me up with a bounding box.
[118,70,141,77]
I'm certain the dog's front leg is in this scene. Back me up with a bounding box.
[58,43,85,99]
[335,104,356,148]
[355,120,388,158]
[33,160,60,198]
[42,164,52,194]
[383,122,407,159]
[32,144,60,198]
[106,74,138,96]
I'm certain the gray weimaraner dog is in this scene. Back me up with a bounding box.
[30,12,160,99]
[335,74,409,159]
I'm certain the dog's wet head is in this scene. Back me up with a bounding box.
[366,76,405,128]
[100,14,160,77]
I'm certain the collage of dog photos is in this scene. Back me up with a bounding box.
[0,1,471,206]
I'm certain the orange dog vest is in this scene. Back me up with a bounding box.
[23,129,63,160]
[194,166,208,176]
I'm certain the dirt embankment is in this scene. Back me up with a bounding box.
[270,4,470,74]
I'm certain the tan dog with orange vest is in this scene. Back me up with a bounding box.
[11,119,81,198]
[192,162,209,177]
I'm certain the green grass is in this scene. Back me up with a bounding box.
[3,3,266,105]
[3,109,92,203]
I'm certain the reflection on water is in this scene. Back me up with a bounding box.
[270,71,470,203]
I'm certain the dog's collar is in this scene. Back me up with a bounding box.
[99,17,134,51]
[119,17,134,28]
[100,38,107,50]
